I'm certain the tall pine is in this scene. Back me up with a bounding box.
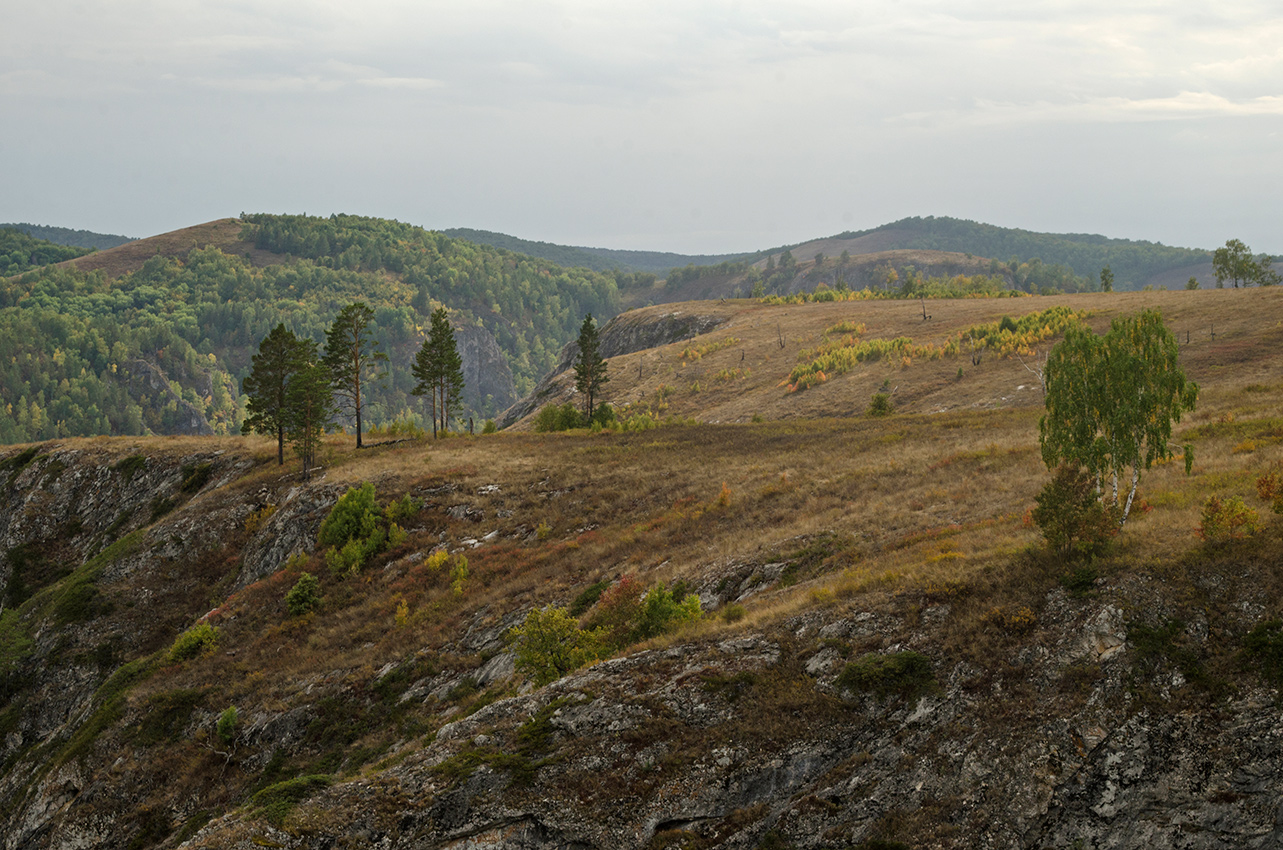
[573,313,609,421]
[241,323,307,464]
[322,302,386,448]
[412,307,465,438]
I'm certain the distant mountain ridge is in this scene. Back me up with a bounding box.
[0,222,134,251]
[443,227,747,276]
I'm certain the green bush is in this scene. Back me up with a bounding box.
[568,580,611,617]
[835,651,936,701]
[251,774,332,827]
[481,419,498,435]
[167,622,219,663]
[180,462,213,494]
[319,483,381,548]
[1032,465,1119,558]
[216,706,238,745]
[385,492,423,524]
[510,606,601,686]
[285,572,322,616]
[534,402,585,432]
[868,393,893,417]
[1198,495,1260,542]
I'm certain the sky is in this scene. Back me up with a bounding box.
[3,0,1281,254]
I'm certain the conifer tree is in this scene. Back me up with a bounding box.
[285,339,335,480]
[241,323,307,464]
[322,302,386,448]
[411,308,465,438]
[573,313,609,421]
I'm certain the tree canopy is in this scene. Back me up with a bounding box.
[411,308,465,438]
[241,323,309,464]
[573,314,609,421]
[1039,310,1198,523]
[323,302,386,448]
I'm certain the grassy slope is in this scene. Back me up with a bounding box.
[5,286,1283,844]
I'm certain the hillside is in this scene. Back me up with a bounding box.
[4,288,1283,848]
[443,227,747,276]
[0,228,94,276]
[0,223,134,251]
[0,215,628,444]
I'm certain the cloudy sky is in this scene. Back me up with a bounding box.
[3,1,1280,254]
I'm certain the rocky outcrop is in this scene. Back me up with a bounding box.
[497,308,727,427]
[118,360,215,436]
[454,324,518,418]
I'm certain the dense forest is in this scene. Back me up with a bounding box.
[444,227,747,277]
[0,228,93,276]
[0,214,630,444]
[840,216,1214,289]
[0,222,134,251]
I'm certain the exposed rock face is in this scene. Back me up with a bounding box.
[119,359,215,436]
[497,309,727,427]
[454,324,518,419]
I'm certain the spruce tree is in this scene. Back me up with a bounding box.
[573,313,609,422]
[285,340,335,480]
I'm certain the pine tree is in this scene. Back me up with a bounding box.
[573,314,609,421]
[411,308,465,438]
[284,339,334,480]
[322,302,386,448]
[241,323,307,464]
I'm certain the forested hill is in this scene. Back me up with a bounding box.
[823,216,1214,290]
[0,214,633,444]
[443,227,748,276]
[0,228,94,276]
[0,222,134,251]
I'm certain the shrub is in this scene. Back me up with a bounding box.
[168,623,219,663]
[319,483,381,549]
[510,606,600,685]
[1197,496,1260,542]
[481,419,498,434]
[450,555,469,596]
[534,402,585,432]
[568,580,611,617]
[251,775,332,827]
[721,603,746,623]
[243,504,277,534]
[1256,464,1283,513]
[216,706,238,745]
[385,492,423,524]
[285,572,321,616]
[868,393,893,417]
[632,584,702,642]
[1031,465,1119,558]
[835,651,936,701]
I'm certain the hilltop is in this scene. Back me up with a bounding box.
[5,286,1283,848]
[0,223,134,252]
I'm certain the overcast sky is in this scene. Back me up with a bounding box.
[3,1,1280,254]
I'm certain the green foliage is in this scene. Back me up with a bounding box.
[1241,620,1283,686]
[167,622,219,663]
[385,492,423,524]
[284,345,334,479]
[835,651,937,702]
[0,609,33,679]
[216,706,238,745]
[250,774,332,827]
[323,302,386,448]
[1033,465,1120,558]
[632,584,702,642]
[411,307,465,438]
[1197,496,1260,543]
[113,454,147,479]
[241,323,312,464]
[574,314,609,420]
[510,606,601,686]
[1040,309,1197,524]
[285,572,322,616]
[868,393,893,417]
[481,419,497,434]
[1213,238,1281,289]
[319,483,381,548]
[568,580,611,617]
[534,402,585,432]
[583,575,702,652]
[1058,564,1099,597]
[0,227,91,276]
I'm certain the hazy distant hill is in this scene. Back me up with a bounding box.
[0,222,134,250]
[444,227,747,276]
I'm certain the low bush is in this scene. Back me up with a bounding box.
[868,393,894,417]
[1197,495,1260,542]
[510,606,601,685]
[251,774,332,827]
[285,572,321,616]
[534,403,584,433]
[1032,465,1119,558]
[216,706,238,745]
[835,651,936,701]
[1242,620,1283,686]
[167,622,219,663]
